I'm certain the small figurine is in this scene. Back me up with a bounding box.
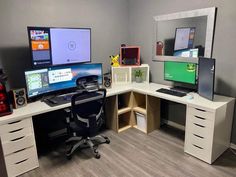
[110,54,120,67]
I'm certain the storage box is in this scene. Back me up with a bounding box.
[135,112,146,132]
[120,46,140,66]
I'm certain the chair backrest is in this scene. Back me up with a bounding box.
[71,89,106,137]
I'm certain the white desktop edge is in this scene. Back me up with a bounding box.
[0,82,234,125]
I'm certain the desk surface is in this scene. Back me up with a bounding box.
[0,83,234,125]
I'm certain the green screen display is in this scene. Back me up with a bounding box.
[164,61,196,84]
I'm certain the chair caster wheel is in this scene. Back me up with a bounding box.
[105,139,110,144]
[93,149,100,159]
[95,153,100,159]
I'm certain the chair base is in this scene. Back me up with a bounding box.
[66,135,110,159]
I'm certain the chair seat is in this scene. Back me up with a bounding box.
[69,122,88,137]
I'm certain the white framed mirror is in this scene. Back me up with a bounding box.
[153,7,216,62]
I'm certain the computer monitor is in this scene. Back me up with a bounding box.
[198,57,215,101]
[173,48,198,58]
[27,27,91,68]
[164,61,197,85]
[24,63,102,99]
[174,27,195,51]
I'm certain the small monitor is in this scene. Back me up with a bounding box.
[27,27,91,68]
[164,61,197,84]
[25,63,102,99]
[174,27,195,51]
[173,48,198,58]
[198,57,215,100]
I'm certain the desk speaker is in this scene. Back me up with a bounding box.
[103,73,112,88]
[10,88,27,109]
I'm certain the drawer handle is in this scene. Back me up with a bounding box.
[193,144,204,149]
[15,158,28,165]
[194,123,205,128]
[13,148,26,154]
[194,116,206,120]
[193,134,204,139]
[195,108,206,112]
[9,128,23,133]
[11,136,25,142]
[8,120,21,125]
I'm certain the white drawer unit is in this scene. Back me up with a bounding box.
[0,117,39,177]
[2,134,35,156]
[185,138,211,163]
[184,101,235,164]
[186,118,213,138]
[5,146,39,177]
[185,105,214,163]
[0,118,31,135]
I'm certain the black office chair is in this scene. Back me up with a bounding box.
[65,88,110,159]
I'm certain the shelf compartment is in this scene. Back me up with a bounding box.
[118,111,132,132]
[118,92,132,110]
[133,112,147,133]
[131,64,149,83]
[118,107,132,115]
[133,92,146,110]
[112,67,131,85]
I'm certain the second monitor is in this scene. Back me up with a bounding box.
[164,61,197,85]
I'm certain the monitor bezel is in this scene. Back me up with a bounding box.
[173,27,196,52]
[27,26,92,69]
[24,63,103,101]
[164,61,197,85]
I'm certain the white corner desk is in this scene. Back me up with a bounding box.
[0,83,235,177]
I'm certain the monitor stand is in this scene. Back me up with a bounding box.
[170,86,194,94]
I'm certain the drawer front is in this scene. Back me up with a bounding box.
[5,146,38,177]
[184,139,211,163]
[188,106,214,120]
[1,127,32,143]
[186,119,213,139]
[0,118,32,135]
[2,135,35,156]
[187,114,213,128]
[185,131,212,150]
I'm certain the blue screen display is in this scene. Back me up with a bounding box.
[25,63,102,98]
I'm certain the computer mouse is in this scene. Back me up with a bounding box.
[186,95,194,100]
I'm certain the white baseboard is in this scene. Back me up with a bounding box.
[230,143,236,150]
[162,119,185,131]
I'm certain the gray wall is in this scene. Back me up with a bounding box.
[128,0,236,143]
[0,0,129,88]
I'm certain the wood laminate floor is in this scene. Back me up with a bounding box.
[21,126,236,177]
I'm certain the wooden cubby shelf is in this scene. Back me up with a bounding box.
[105,91,160,134]
[118,111,132,133]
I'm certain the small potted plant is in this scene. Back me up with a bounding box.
[134,69,143,83]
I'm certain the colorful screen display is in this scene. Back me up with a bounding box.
[174,27,195,51]
[25,63,102,98]
[164,61,196,84]
[28,27,91,68]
